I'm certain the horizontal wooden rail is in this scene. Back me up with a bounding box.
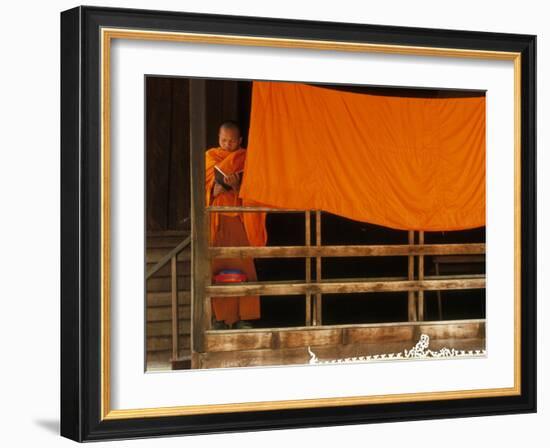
[210,243,485,258]
[199,319,486,367]
[204,318,486,334]
[147,236,191,279]
[205,275,485,297]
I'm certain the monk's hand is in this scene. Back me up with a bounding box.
[224,173,240,191]
[212,182,224,197]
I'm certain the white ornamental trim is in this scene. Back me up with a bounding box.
[308,334,486,365]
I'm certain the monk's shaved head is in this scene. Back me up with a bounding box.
[219,120,241,136]
[218,121,242,152]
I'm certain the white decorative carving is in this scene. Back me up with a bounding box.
[308,334,486,365]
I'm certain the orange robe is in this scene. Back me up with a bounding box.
[205,147,267,325]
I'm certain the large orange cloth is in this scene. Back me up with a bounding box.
[206,147,266,324]
[239,81,486,231]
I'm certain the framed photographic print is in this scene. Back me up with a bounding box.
[60,5,536,442]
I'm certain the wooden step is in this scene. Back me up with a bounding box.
[147,291,191,307]
[146,349,191,370]
[203,319,484,353]
[147,305,191,322]
[147,349,191,362]
[146,235,191,249]
[146,248,191,264]
[147,349,191,360]
[146,261,190,278]
[146,271,191,284]
[147,272,191,283]
[147,320,191,337]
[146,276,191,292]
[147,230,190,238]
[147,335,190,351]
[197,337,486,369]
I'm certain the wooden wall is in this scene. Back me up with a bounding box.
[146,77,252,231]
[146,77,190,231]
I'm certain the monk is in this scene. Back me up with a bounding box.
[206,121,266,329]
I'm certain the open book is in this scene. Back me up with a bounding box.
[214,166,244,190]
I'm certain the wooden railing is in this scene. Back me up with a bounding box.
[146,235,191,362]
[206,206,485,332]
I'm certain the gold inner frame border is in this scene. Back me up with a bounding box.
[99,27,522,420]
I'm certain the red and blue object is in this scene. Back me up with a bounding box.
[214,269,248,283]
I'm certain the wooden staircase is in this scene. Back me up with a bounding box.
[146,230,192,370]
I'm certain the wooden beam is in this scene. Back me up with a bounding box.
[146,236,191,279]
[147,349,191,365]
[147,305,190,322]
[147,229,190,238]
[205,276,486,297]
[146,230,190,248]
[314,210,322,325]
[279,328,341,348]
[146,291,191,308]
[170,256,179,361]
[418,231,425,321]
[435,261,443,320]
[305,211,311,326]
[189,78,208,358]
[197,337,486,369]
[432,254,485,264]
[147,335,191,351]
[206,331,273,352]
[202,319,485,353]
[417,321,485,340]
[146,259,190,277]
[209,243,486,258]
[204,318,485,334]
[148,319,190,337]
[408,231,417,321]
[146,247,191,264]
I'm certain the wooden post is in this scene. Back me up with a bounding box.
[408,230,417,321]
[305,210,312,326]
[418,231,425,321]
[314,210,322,325]
[435,262,443,320]
[204,213,212,332]
[170,256,179,361]
[189,79,209,362]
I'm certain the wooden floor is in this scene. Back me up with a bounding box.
[192,319,485,369]
[195,337,485,369]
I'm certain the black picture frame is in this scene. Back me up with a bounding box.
[61,5,536,442]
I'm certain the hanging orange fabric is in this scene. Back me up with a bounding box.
[239,81,485,231]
